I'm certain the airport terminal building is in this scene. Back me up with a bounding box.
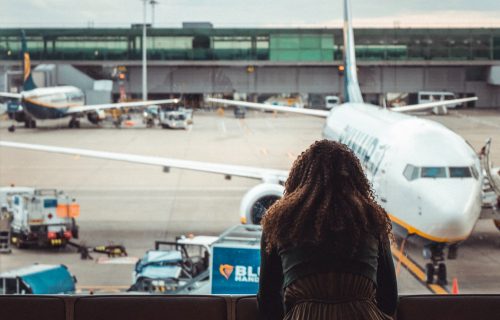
[1,26,500,107]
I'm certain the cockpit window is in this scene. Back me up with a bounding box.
[403,164,420,181]
[404,165,476,180]
[449,167,472,178]
[421,167,447,178]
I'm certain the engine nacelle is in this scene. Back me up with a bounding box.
[87,110,106,124]
[240,183,285,225]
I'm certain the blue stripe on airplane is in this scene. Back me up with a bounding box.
[23,100,68,120]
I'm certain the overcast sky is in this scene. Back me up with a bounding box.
[2,0,499,28]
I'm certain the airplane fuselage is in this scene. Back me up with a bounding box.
[21,86,84,120]
[323,103,482,245]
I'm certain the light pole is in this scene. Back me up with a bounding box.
[142,0,148,101]
[150,0,159,27]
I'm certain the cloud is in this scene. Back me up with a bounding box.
[264,11,500,28]
[1,0,499,28]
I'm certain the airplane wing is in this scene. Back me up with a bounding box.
[0,141,288,184]
[0,92,22,99]
[206,98,330,118]
[390,97,478,113]
[64,98,179,114]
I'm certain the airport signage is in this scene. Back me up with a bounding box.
[211,246,260,294]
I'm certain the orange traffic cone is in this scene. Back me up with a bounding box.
[452,278,459,294]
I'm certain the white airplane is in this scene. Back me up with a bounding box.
[0,31,178,131]
[0,0,490,286]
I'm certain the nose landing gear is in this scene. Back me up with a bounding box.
[424,243,449,286]
[426,262,447,286]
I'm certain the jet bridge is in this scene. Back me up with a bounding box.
[479,138,500,227]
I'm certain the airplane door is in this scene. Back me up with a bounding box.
[372,163,389,207]
[370,145,389,205]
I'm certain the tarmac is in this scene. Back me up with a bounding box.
[0,107,499,294]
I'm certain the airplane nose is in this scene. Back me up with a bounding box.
[423,182,481,240]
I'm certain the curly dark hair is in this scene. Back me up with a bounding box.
[261,139,392,254]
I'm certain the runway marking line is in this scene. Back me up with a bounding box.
[391,246,449,295]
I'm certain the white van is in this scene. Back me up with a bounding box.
[325,96,340,110]
[417,91,461,109]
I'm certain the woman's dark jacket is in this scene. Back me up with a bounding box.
[257,232,398,319]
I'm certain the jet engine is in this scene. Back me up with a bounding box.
[240,183,285,225]
[87,110,106,124]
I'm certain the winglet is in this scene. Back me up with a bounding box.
[343,0,363,103]
[21,30,36,91]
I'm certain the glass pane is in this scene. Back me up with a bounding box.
[421,167,447,178]
[403,164,419,181]
[449,167,472,178]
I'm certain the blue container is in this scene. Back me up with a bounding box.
[210,225,262,295]
[0,264,76,294]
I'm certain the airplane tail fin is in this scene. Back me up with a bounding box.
[342,0,363,103]
[21,31,36,91]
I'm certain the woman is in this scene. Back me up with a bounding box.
[258,140,397,320]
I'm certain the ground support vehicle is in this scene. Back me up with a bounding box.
[129,235,217,293]
[132,225,263,295]
[325,95,340,109]
[0,264,76,294]
[210,225,262,294]
[139,105,159,128]
[159,106,193,129]
[0,186,80,248]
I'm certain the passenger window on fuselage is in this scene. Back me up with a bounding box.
[403,164,419,181]
[449,167,472,178]
[421,167,447,178]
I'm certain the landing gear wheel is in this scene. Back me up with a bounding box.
[437,263,447,286]
[8,125,16,132]
[69,119,80,128]
[25,119,36,128]
[425,263,435,284]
